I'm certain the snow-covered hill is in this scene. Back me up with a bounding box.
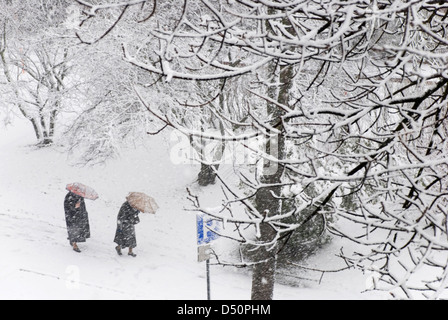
[0,119,385,300]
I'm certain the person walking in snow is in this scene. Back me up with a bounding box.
[114,201,140,257]
[64,191,91,253]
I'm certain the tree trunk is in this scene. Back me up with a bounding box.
[251,61,294,300]
[38,114,54,146]
[251,188,281,300]
[49,109,57,138]
[30,117,42,141]
[198,163,218,186]
[251,128,285,300]
[197,95,226,187]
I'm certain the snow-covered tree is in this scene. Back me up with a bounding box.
[75,0,448,300]
[0,0,80,145]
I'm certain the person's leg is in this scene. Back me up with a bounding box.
[115,245,122,255]
[128,247,136,257]
[73,242,81,253]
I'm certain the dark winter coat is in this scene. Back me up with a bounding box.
[114,201,140,249]
[64,192,91,243]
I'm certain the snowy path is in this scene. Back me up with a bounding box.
[0,123,253,299]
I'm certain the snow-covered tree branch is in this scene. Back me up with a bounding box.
[75,0,448,299]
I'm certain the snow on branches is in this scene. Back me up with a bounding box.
[75,0,448,299]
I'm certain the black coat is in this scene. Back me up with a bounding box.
[64,192,91,243]
[114,201,140,249]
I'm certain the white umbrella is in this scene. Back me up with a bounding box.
[126,192,159,214]
[66,182,99,200]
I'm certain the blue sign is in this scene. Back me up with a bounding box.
[197,214,222,245]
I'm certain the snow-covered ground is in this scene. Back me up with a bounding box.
[0,119,387,300]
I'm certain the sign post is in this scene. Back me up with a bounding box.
[196,214,222,300]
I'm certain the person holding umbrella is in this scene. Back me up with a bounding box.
[64,183,98,253]
[114,201,140,257]
[114,192,158,257]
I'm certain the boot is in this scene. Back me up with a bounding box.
[73,243,81,253]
